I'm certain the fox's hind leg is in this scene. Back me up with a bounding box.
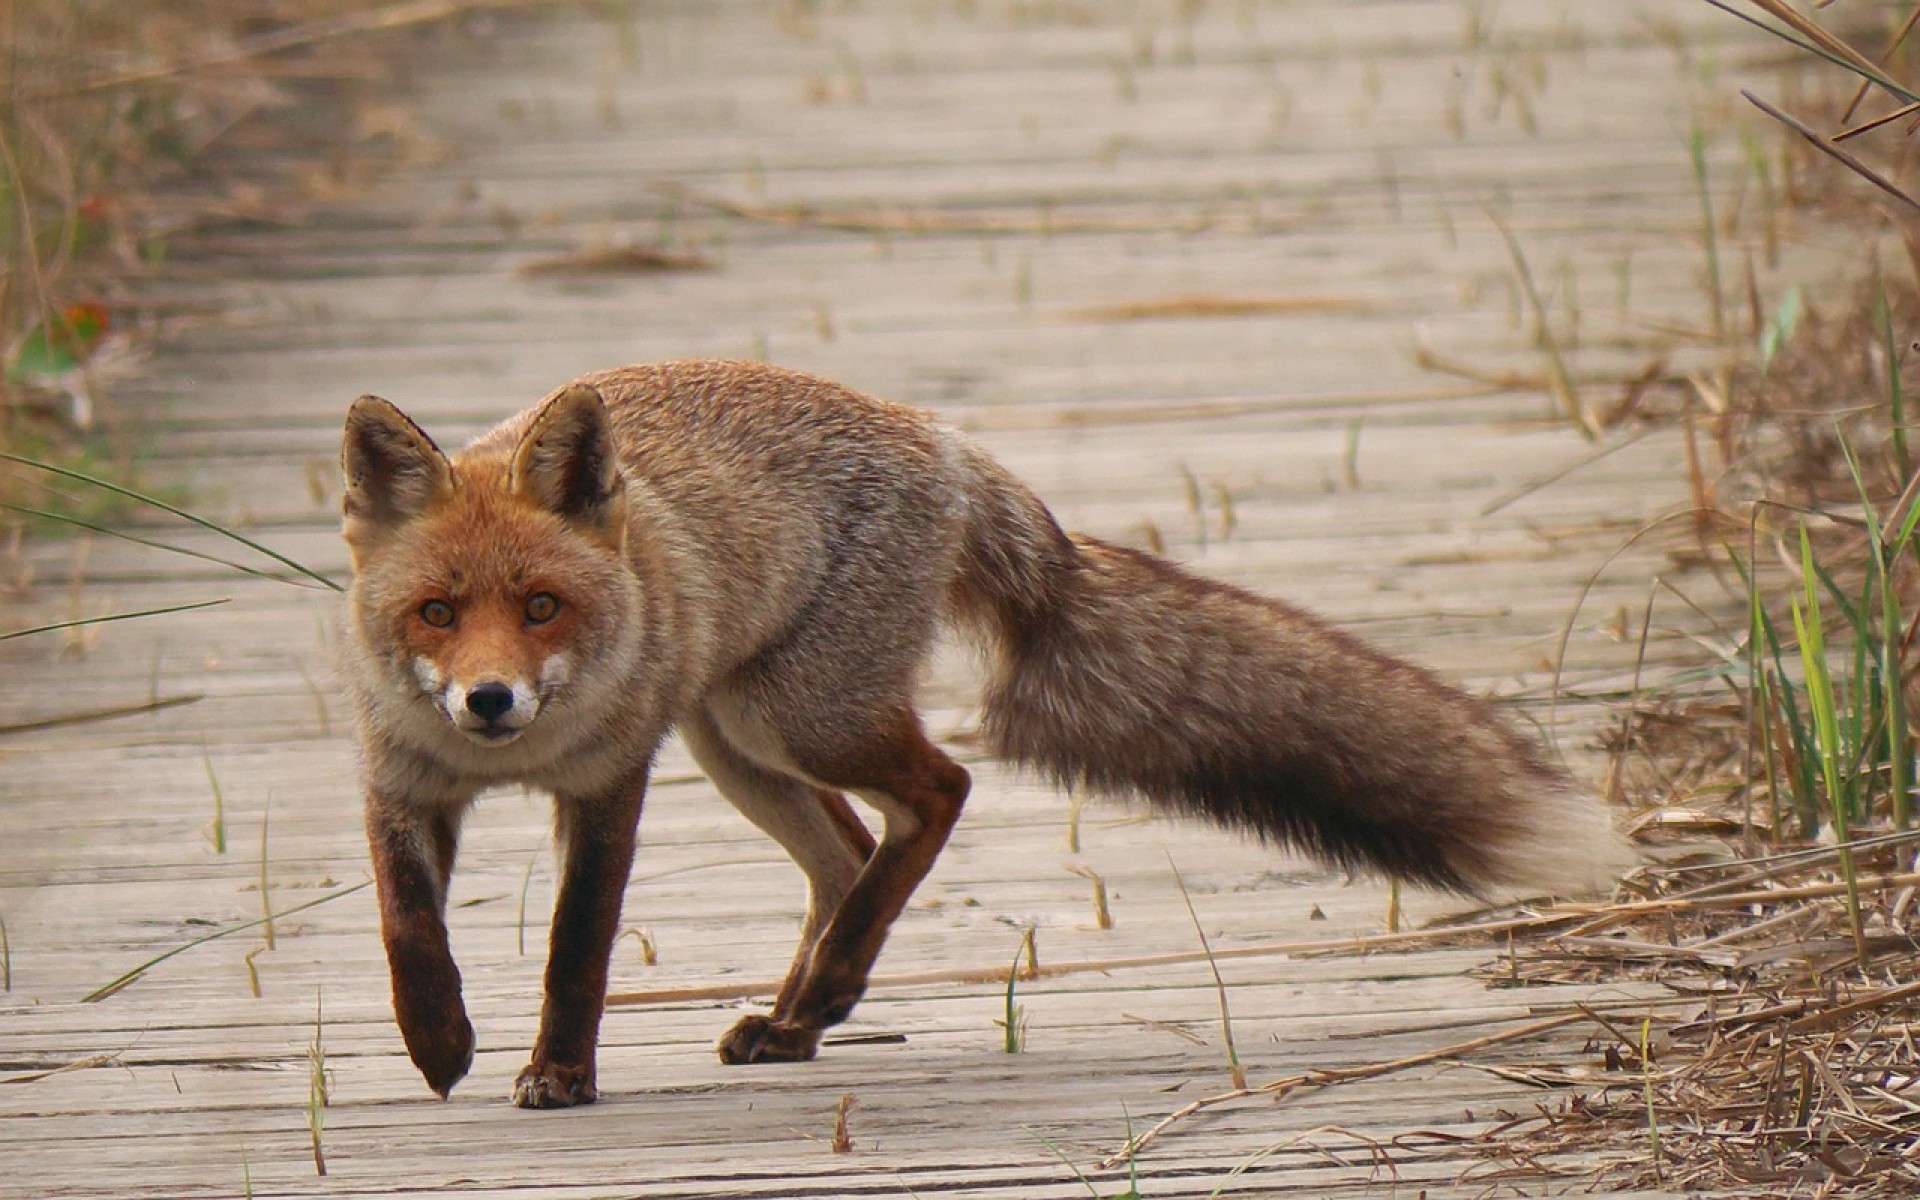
[703,484,968,1063]
[680,710,875,1042]
[708,705,970,1064]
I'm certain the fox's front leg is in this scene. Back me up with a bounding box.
[512,768,648,1109]
[366,796,474,1098]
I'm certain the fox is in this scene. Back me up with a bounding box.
[339,359,1627,1108]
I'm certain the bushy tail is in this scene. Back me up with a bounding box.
[948,448,1627,896]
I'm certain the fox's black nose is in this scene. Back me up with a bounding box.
[465,682,516,722]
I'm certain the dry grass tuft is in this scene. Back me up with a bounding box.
[1484,841,1920,1197]
[1478,4,1920,1193]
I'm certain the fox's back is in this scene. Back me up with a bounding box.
[462,360,973,679]
[469,360,956,509]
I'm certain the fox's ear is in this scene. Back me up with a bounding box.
[341,396,453,533]
[510,383,624,541]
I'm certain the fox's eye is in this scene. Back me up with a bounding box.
[525,593,560,624]
[419,599,455,628]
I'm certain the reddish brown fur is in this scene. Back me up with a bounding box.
[365,799,471,1098]
[340,360,1625,1106]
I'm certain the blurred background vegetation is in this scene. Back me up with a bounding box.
[0,1,528,521]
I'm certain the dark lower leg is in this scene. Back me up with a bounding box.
[514,778,646,1108]
[367,799,473,1098]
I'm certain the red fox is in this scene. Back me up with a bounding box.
[340,360,1626,1108]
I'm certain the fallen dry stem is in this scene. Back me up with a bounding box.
[1741,90,1920,214]
[517,244,715,278]
[0,1051,123,1086]
[605,874,1918,1008]
[1480,427,1659,518]
[1068,295,1376,322]
[605,909,1578,1007]
[653,182,1278,238]
[0,692,203,736]
[1102,1013,1588,1168]
[1840,5,1920,122]
[1572,868,1920,923]
[1775,977,1920,1037]
[1833,99,1920,142]
[1413,342,1547,392]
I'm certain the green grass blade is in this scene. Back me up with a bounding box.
[2,598,230,642]
[1878,274,1909,477]
[1755,582,1822,831]
[1795,526,1845,824]
[81,881,370,1003]
[1791,590,1842,825]
[1795,525,1870,968]
[1030,1130,1104,1199]
[1730,542,1790,832]
[0,502,331,589]
[1839,433,1912,824]
[1750,571,1779,830]
[1805,547,1865,635]
[203,749,228,855]
[0,452,343,592]
[1891,696,1913,829]
[1692,126,1727,344]
[1890,481,1920,560]
[1884,564,1913,830]
[1759,285,1802,372]
[1000,931,1027,1054]
[1847,634,1870,815]
[1838,432,1883,546]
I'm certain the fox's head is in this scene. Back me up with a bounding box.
[341,385,641,753]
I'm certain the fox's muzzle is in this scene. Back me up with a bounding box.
[441,675,542,744]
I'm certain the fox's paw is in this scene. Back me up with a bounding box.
[399,1002,475,1099]
[511,1060,597,1109]
[717,1014,822,1065]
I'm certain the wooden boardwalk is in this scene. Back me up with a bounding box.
[0,2,1844,1196]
